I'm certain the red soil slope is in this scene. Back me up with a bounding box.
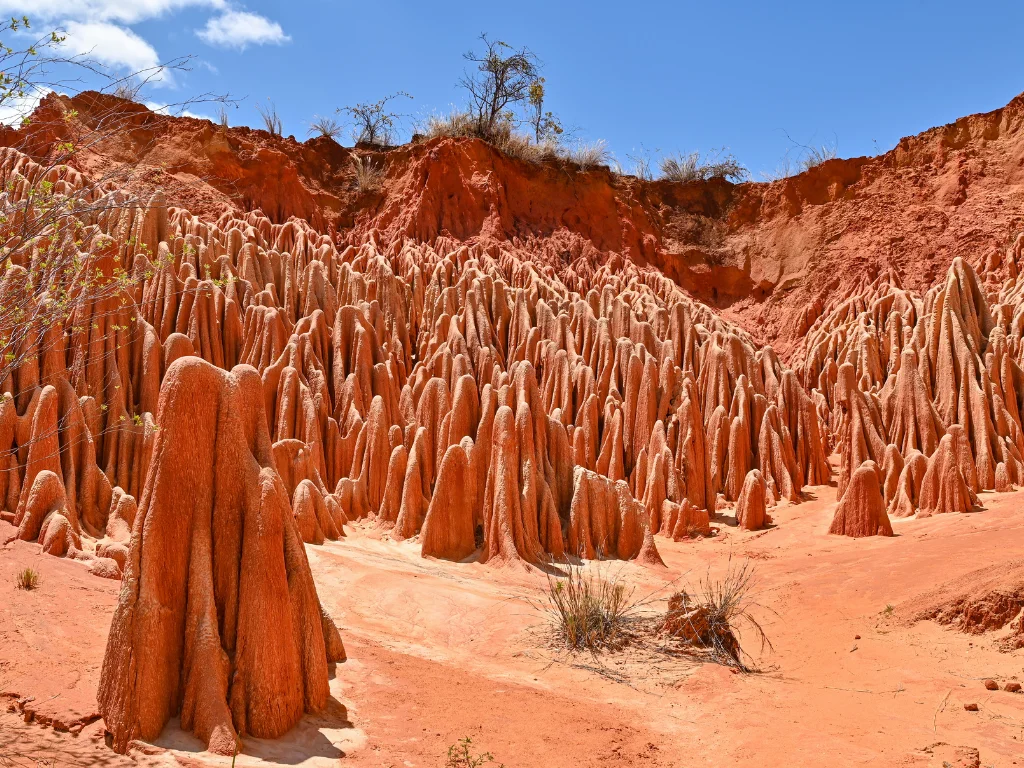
[9,90,1024,359]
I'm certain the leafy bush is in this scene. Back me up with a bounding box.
[446,737,503,768]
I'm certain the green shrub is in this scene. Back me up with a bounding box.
[446,737,502,768]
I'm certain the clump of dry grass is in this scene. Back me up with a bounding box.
[562,139,611,171]
[256,99,283,136]
[663,558,772,670]
[543,564,639,652]
[15,567,39,590]
[309,115,343,141]
[799,140,838,171]
[493,132,560,164]
[420,109,480,140]
[351,155,383,193]
[533,558,773,689]
[660,149,747,183]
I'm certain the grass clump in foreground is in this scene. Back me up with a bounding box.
[663,558,772,670]
[539,557,773,676]
[446,737,503,768]
[15,567,39,590]
[543,563,639,652]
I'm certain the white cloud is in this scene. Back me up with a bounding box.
[0,0,224,25]
[197,10,289,50]
[0,89,50,127]
[144,101,212,120]
[0,0,286,97]
[60,21,175,86]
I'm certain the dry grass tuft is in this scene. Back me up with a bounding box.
[309,115,343,141]
[493,132,560,165]
[663,558,772,670]
[351,156,384,193]
[562,139,611,171]
[420,109,480,140]
[543,564,639,652]
[799,140,838,171]
[660,150,747,183]
[531,558,773,690]
[15,567,39,590]
[256,99,283,136]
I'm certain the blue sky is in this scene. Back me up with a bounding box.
[9,0,1024,178]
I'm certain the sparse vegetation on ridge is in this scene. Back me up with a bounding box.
[459,34,546,142]
[762,133,840,179]
[798,139,839,171]
[340,91,412,146]
[411,34,618,172]
[659,149,748,183]
[256,98,283,136]
[309,115,343,141]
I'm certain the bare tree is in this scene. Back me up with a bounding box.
[459,34,541,139]
[340,92,411,147]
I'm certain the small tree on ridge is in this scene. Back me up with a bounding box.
[459,34,541,140]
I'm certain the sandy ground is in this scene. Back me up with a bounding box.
[3,480,1024,767]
